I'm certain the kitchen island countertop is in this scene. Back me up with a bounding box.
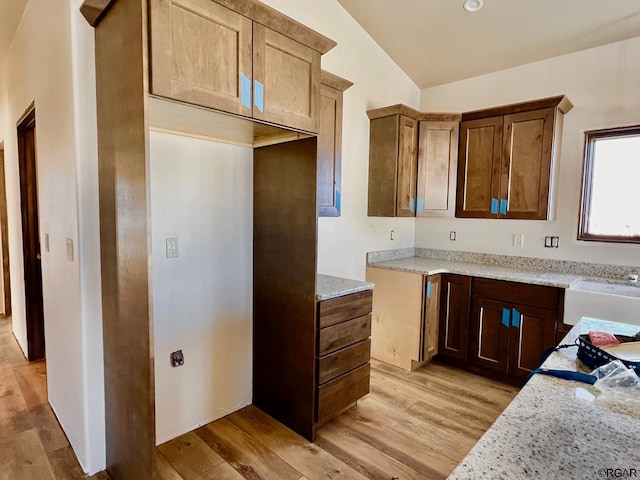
[448,317,640,479]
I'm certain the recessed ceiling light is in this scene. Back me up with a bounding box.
[463,0,483,13]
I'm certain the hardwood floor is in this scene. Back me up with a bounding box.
[0,316,109,480]
[158,359,518,480]
[1,312,518,479]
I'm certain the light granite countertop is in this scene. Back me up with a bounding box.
[368,256,585,288]
[448,317,640,480]
[316,274,374,301]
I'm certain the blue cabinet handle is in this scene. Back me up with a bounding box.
[417,197,424,214]
[240,72,251,109]
[491,198,498,214]
[254,80,264,112]
[500,199,508,215]
[512,308,521,328]
[502,307,510,328]
[426,281,432,298]
[410,197,416,213]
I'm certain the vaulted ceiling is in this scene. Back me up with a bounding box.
[337,0,640,88]
[0,0,28,69]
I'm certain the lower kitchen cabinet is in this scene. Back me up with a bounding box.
[366,267,440,370]
[315,290,372,426]
[438,274,472,362]
[452,277,562,382]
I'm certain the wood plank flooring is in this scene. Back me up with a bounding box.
[1,312,518,479]
[0,316,109,480]
[158,359,518,480]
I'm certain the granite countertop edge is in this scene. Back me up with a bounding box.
[316,273,374,301]
[447,317,640,480]
[367,256,597,289]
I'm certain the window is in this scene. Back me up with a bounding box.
[579,126,640,243]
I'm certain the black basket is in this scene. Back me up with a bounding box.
[577,334,640,376]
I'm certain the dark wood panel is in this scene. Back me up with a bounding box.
[0,150,11,316]
[456,116,502,218]
[253,137,318,442]
[468,298,509,374]
[94,0,156,478]
[17,108,45,361]
[509,305,557,380]
[316,363,370,424]
[367,115,399,217]
[318,314,371,357]
[438,275,471,362]
[461,95,573,121]
[318,339,370,385]
[472,278,560,310]
[318,290,372,328]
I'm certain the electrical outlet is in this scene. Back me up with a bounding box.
[66,238,74,261]
[45,233,50,252]
[166,237,179,258]
[390,230,395,241]
[513,233,524,248]
[170,350,184,367]
[449,231,456,241]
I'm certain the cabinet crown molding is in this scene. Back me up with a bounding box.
[80,0,337,56]
[321,70,354,92]
[366,104,461,122]
[461,95,573,122]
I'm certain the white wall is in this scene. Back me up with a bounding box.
[261,0,421,280]
[0,0,104,473]
[150,132,253,444]
[416,37,640,268]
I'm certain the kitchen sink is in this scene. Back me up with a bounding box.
[564,280,640,327]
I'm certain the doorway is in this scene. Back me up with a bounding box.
[0,146,11,317]
[17,106,45,361]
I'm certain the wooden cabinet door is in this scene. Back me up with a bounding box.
[508,305,557,380]
[417,121,458,217]
[396,115,419,217]
[366,267,424,370]
[456,116,502,218]
[150,0,253,116]
[468,297,510,374]
[500,108,555,220]
[253,24,320,133]
[438,275,471,361]
[317,71,352,217]
[422,275,441,361]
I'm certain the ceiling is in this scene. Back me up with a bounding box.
[0,0,28,69]
[337,0,640,88]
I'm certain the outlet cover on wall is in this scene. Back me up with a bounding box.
[166,237,179,258]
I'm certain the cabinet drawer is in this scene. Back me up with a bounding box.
[316,363,370,424]
[318,339,371,385]
[472,278,559,310]
[318,314,371,356]
[318,290,372,328]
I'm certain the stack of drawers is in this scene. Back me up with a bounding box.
[315,290,372,424]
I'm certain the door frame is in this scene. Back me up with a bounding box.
[17,104,45,361]
[0,145,11,316]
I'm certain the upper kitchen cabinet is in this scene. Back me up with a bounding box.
[456,96,572,220]
[149,0,336,134]
[416,117,461,217]
[318,71,353,217]
[367,105,420,217]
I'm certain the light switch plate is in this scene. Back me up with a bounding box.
[45,233,49,252]
[513,233,524,247]
[66,238,74,261]
[449,231,456,241]
[166,237,179,258]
